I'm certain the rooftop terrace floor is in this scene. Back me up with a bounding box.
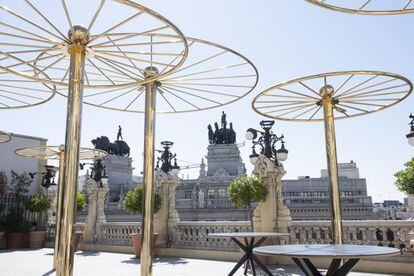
[0,248,399,276]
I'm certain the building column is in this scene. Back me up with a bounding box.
[83,177,108,244]
[154,169,180,248]
[252,155,292,239]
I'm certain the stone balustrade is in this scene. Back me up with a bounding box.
[289,220,414,248]
[98,222,141,245]
[170,220,414,253]
[206,198,230,208]
[47,220,414,255]
[172,221,251,251]
[176,199,193,208]
[47,223,85,240]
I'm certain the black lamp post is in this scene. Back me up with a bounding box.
[30,165,57,190]
[156,141,180,174]
[407,113,414,147]
[245,120,288,166]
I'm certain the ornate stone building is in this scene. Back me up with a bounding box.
[175,116,374,221]
[281,161,374,220]
[85,119,374,222]
[175,113,249,221]
[90,130,135,202]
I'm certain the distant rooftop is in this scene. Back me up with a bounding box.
[297,161,360,180]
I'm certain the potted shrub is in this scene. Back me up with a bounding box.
[25,194,52,248]
[9,170,31,196]
[0,171,8,249]
[4,209,31,248]
[4,171,32,248]
[74,193,87,251]
[227,175,268,231]
[228,175,269,265]
[394,158,414,250]
[124,185,162,258]
[0,202,6,249]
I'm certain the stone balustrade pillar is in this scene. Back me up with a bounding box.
[83,177,109,243]
[154,168,180,248]
[252,155,292,244]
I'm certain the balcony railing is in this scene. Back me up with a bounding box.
[289,220,414,247]
[47,220,414,255]
[172,221,251,251]
[99,222,141,245]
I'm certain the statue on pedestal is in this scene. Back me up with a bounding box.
[192,186,198,208]
[117,125,123,141]
[198,189,205,208]
[92,135,130,157]
[221,111,227,129]
[207,112,237,144]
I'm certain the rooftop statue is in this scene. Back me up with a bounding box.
[92,130,130,157]
[207,112,236,145]
[117,125,123,141]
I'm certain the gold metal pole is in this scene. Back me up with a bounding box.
[53,145,65,269]
[320,85,343,245]
[57,26,88,276]
[141,67,159,276]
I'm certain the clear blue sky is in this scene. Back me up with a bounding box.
[2,0,414,202]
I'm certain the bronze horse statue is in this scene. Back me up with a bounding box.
[91,136,130,157]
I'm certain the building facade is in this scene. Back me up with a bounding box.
[175,113,248,221]
[282,161,374,220]
[0,132,47,195]
[92,115,375,222]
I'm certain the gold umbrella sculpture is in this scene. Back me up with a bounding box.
[57,35,259,275]
[0,1,188,275]
[0,69,57,143]
[0,131,11,143]
[252,71,412,244]
[15,145,107,270]
[305,0,414,15]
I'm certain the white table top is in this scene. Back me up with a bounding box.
[208,232,290,238]
[253,244,400,258]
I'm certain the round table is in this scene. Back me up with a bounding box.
[208,232,289,276]
[253,244,400,276]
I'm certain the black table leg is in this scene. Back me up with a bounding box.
[252,253,274,276]
[326,259,341,275]
[229,237,273,276]
[292,258,322,276]
[243,259,249,275]
[228,253,249,276]
[331,259,359,276]
[291,258,360,276]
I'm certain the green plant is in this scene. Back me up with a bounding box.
[26,194,52,231]
[10,170,31,197]
[124,185,162,215]
[77,193,87,213]
[26,194,52,212]
[4,209,31,233]
[0,202,4,231]
[394,157,414,196]
[227,175,268,231]
[0,171,8,198]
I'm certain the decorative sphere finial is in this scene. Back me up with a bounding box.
[68,25,89,44]
[319,85,335,97]
[144,66,159,79]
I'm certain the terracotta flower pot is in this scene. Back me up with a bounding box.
[74,231,83,251]
[0,232,7,249]
[29,231,47,249]
[7,233,23,249]
[130,233,159,258]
